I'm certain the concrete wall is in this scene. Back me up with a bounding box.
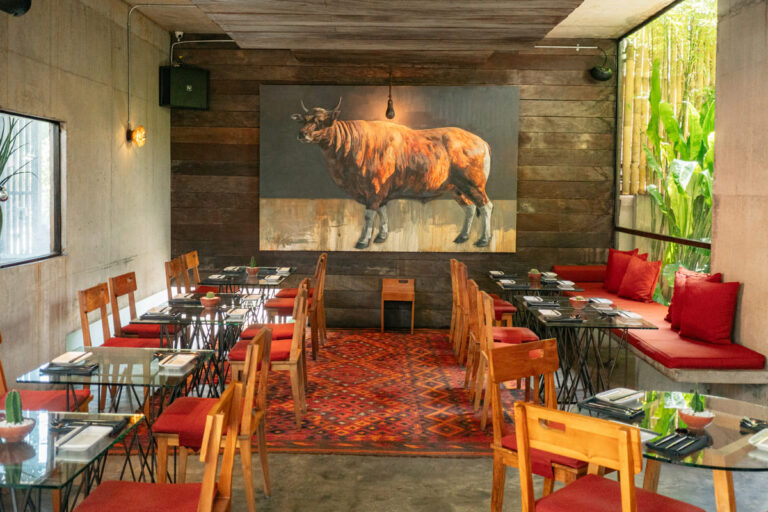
[0,0,170,382]
[711,0,768,401]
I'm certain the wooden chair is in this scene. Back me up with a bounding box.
[449,259,460,345]
[0,331,91,412]
[155,329,272,510]
[109,271,175,340]
[487,337,587,511]
[451,261,470,362]
[512,402,705,512]
[474,291,539,429]
[182,250,219,295]
[74,380,242,512]
[165,256,188,301]
[264,254,327,360]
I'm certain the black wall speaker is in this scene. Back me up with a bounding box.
[0,0,31,16]
[159,66,209,110]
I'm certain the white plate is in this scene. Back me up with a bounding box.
[523,296,542,303]
[749,429,768,452]
[58,426,112,451]
[539,309,561,318]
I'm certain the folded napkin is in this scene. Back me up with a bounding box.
[241,293,262,302]
[223,266,244,273]
[173,292,196,300]
[226,308,249,319]
[277,267,291,274]
[538,309,561,318]
[589,297,613,304]
[619,311,642,319]
[489,270,505,278]
[208,274,227,280]
[264,275,281,282]
[52,351,92,365]
[523,295,542,303]
[159,353,197,369]
[499,278,516,287]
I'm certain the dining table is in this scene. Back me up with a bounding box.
[17,347,216,419]
[0,410,146,512]
[512,294,658,404]
[197,266,295,297]
[573,388,768,512]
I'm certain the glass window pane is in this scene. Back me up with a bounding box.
[0,112,59,265]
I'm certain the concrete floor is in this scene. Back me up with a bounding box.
[92,451,768,512]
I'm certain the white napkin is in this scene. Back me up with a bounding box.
[224,266,241,272]
[557,280,575,286]
[264,275,281,282]
[227,308,249,318]
[159,353,196,368]
[208,274,226,280]
[489,270,504,277]
[52,352,92,364]
[277,267,291,274]
[499,278,515,286]
[173,292,195,299]
[523,296,542,303]
[538,309,561,318]
[242,294,262,302]
[619,311,642,319]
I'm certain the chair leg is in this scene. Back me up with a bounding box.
[474,357,486,413]
[239,437,257,512]
[464,341,476,389]
[178,447,188,484]
[491,452,507,512]
[542,478,555,497]
[256,421,271,497]
[309,309,319,361]
[289,367,304,428]
[157,437,169,484]
[480,371,491,430]
[52,490,61,512]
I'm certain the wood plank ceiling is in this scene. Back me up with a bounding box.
[190,0,586,51]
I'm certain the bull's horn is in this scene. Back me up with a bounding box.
[332,97,342,111]
[300,100,309,112]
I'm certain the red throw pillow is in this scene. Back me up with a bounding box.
[668,270,723,329]
[617,257,662,302]
[604,249,646,293]
[679,280,740,344]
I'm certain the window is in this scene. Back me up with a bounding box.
[0,112,61,266]
[615,0,717,302]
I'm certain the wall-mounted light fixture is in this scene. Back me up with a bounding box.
[127,125,147,147]
[385,71,395,120]
[534,43,613,82]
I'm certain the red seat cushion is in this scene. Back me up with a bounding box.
[265,297,311,315]
[121,323,176,338]
[679,280,741,345]
[6,389,91,412]
[501,434,586,480]
[275,288,314,299]
[604,249,646,293]
[536,474,704,512]
[102,337,164,349]
[494,303,517,321]
[668,269,723,328]
[240,323,294,341]
[229,338,292,362]
[152,397,217,450]
[618,257,662,302]
[492,327,539,344]
[627,330,765,369]
[552,265,606,283]
[73,480,202,512]
[192,285,219,294]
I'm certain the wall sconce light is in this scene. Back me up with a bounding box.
[385,72,395,120]
[127,125,147,147]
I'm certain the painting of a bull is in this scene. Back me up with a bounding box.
[291,99,493,249]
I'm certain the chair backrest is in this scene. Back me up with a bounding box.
[466,279,482,343]
[182,250,203,290]
[239,327,272,436]
[165,256,187,300]
[289,279,310,360]
[457,261,469,317]
[487,332,560,447]
[309,253,327,312]
[108,272,138,337]
[449,258,459,311]
[197,380,242,512]
[78,283,113,347]
[514,402,642,512]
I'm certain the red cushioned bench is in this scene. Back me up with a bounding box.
[552,265,768,384]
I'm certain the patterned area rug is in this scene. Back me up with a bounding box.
[264,329,522,457]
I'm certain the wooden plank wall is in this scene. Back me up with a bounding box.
[171,42,617,328]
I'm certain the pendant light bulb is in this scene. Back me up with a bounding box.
[385,73,395,119]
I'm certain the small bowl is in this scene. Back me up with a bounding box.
[569,297,589,310]
[200,296,220,309]
[679,409,714,430]
[246,267,259,276]
[0,419,36,444]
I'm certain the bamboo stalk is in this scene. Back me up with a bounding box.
[639,34,650,194]
[630,38,644,195]
[621,43,635,195]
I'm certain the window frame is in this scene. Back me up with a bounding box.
[0,110,63,269]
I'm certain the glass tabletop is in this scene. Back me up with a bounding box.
[0,410,142,489]
[17,347,214,388]
[131,293,259,326]
[573,389,768,471]
[199,266,294,287]
[512,295,658,330]
[490,273,583,294]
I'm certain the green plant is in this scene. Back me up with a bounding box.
[644,59,714,302]
[5,390,23,425]
[690,384,706,413]
[249,256,256,268]
[205,291,216,299]
[0,117,37,236]
[528,269,540,274]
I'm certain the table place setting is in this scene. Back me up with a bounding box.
[222,266,245,274]
[577,388,645,421]
[499,278,516,287]
[556,279,576,290]
[522,296,561,308]
[157,352,197,373]
[276,266,291,275]
[141,305,179,321]
[41,351,98,375]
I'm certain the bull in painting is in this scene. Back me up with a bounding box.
[291,99,493,249]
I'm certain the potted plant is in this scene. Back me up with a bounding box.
[246,256,259,276]
[0,391,35,443]
[569,295,589,310]
[679,384,714,429]
[0,117,36,238]
[200,291,220,309]
[527,268,542,282]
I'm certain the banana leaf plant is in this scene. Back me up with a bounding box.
[0,116,36,237]
[644,59,714,303]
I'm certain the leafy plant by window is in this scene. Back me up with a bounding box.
[0,117,36,237]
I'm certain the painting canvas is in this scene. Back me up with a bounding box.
[260,85,519,252]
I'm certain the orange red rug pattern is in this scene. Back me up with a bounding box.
[264,329,522,457]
